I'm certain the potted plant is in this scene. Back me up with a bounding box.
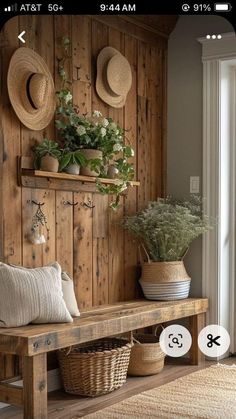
[121,197,212,300]
[55,37,135,209]
[34,139,61,173]
[59,149,87,175]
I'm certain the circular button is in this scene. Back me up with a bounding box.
[159,324,192,357]
[198,324,230,358]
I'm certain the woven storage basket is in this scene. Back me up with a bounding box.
[141,261,190,283]
[57,338,132,397]
[128,330,165,376]
[139,245,190,284]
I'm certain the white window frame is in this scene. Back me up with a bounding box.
[199,33,236,353]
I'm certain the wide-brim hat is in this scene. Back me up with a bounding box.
[7,47,56,131]
[96,47,132,108]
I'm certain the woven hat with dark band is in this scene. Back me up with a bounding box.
[96,47,132,108]
[7,47,55,130]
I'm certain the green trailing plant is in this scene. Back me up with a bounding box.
[59,149,87,171]
[34,139,61,169]
[55,37,135,209]
[121,196,213,262]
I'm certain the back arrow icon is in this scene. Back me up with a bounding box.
[18,31,26,44]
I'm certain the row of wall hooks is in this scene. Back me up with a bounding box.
[28,198,95,209]
[26,198,95,246]
[63,198,95,209]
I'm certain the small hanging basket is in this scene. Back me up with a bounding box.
[57,337,132,397]
[128,326,166,376]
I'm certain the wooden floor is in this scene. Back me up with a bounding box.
[1,357,235,418]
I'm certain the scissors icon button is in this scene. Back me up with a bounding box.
[198,325,230,358]
[207,334,221,348]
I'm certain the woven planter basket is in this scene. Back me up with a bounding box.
[141,261,190,283]
[128,330,165,376]
[139,246,190,283]
[57,338,132,397]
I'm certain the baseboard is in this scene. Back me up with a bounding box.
[0,368,62,409]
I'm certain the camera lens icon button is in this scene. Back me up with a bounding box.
[160,325,192,357]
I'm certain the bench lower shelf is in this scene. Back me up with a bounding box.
[0,360,214,418]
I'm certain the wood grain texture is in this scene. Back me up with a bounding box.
[55,192,73,277]
[23,354,47,419]
[0,383,23,407]
[73,192,93,308]
[0,299,208,356]
[91,19,110,308]
[0,16,169,377]
[189,313,206,366]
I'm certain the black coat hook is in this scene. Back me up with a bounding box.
[30,200,45,207]
[81,198,95,209]
[63,200,78,206]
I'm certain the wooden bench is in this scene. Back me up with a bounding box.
[0,298,208,418]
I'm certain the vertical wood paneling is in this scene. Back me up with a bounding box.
[20,16,56,268]
[54,16,73,277]
[56,192,73,276]
[73,192,93,308]
[108,27,125,303]
[1,18,21,266]
[0,17,21,378]
[91,19,109,306]
[124,34,138,299]
[0,15,168,331]
[72,16,93,307]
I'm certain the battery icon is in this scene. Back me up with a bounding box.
[214,3,232,11]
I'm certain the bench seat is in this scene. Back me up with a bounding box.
[0,298,208,356]
[0,298,208,418]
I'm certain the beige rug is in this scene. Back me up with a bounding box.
[86,364,236,418]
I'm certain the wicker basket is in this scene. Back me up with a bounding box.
[57,338,132,397]
[128,331,165,376]
[139,245,190,284]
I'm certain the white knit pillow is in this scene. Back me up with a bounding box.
[61,272,80,317]
[0,262,73,327]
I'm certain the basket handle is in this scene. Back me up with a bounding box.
[138,244,151,264]
[154,324,165,336]
[59,346,72,356]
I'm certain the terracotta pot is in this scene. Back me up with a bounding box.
[107,164,119,179]
[80,149,103,177]
[64,164,80,175]
[40,155,59,173]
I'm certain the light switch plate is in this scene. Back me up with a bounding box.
[190,176,200,193]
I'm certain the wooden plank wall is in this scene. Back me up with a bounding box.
[0,15,168,377]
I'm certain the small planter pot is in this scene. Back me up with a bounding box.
[107,164,119,179]
[40,155,59,173]
[80,149,103,177]
[140,260,191,301]
[64,164,80,175]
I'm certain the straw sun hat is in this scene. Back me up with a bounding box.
[96,47,132,108]
[7,47,55,130]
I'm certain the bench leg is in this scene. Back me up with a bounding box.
[189,313,205,365]
[23,354,47,419]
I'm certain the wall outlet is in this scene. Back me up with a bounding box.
[190,176,200,193]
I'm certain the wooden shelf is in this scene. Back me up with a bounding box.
[18,156,140,193]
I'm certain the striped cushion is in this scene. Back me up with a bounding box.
[0,262,73,327]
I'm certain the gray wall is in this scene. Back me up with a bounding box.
[167,15,233,296]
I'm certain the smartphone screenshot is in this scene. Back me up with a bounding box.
[0,0,235,417]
